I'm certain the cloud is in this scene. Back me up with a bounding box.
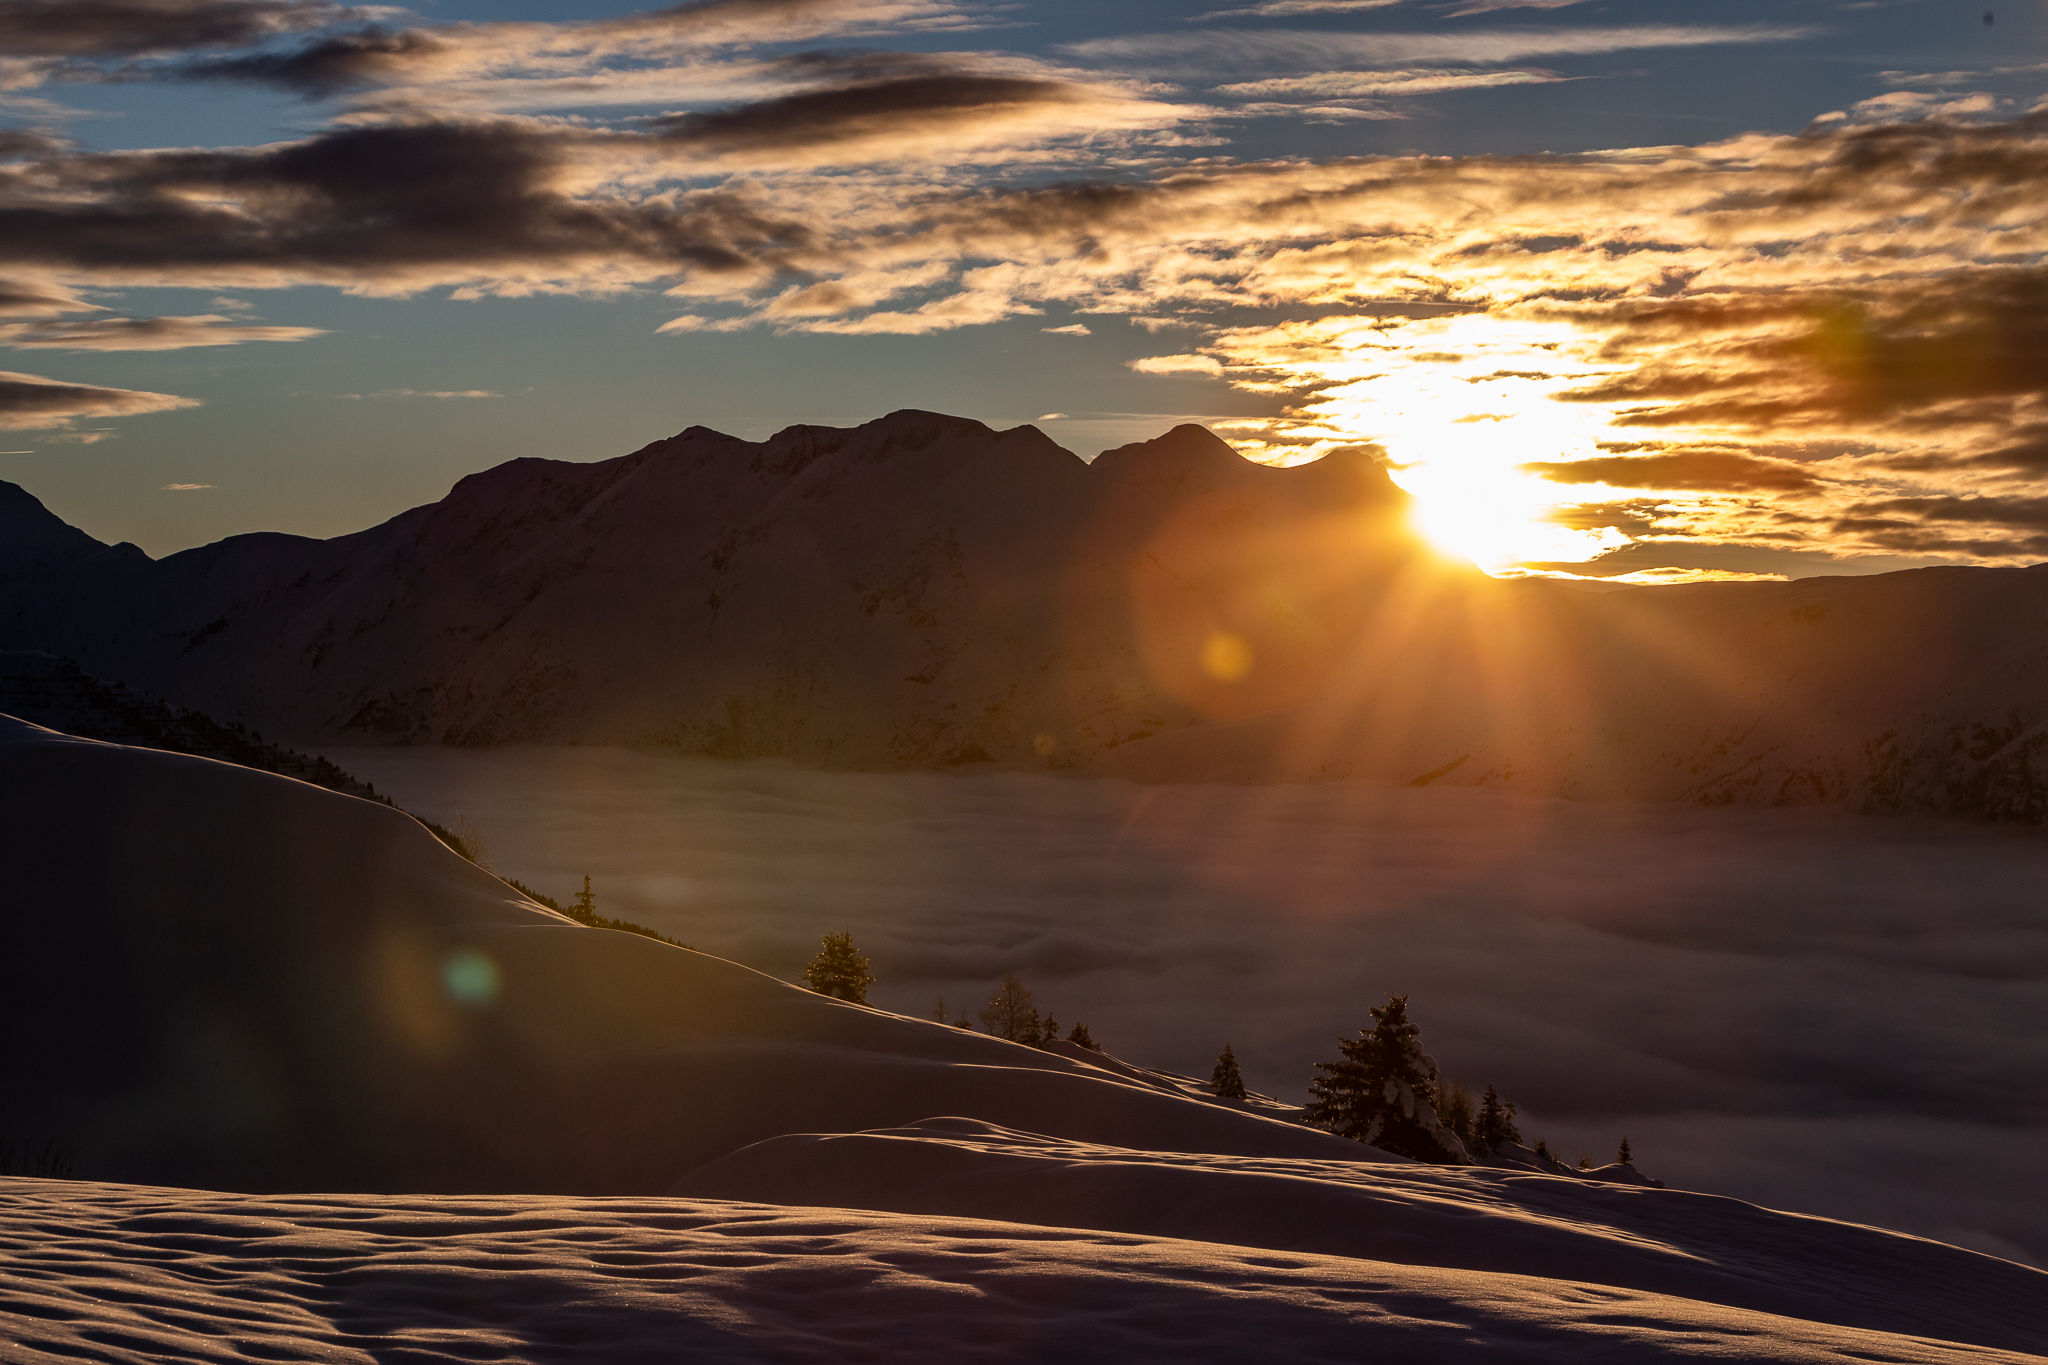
[0,369,198,426]
[1216,67,1566,98]
[0,277,99,317]
[163,0,990,100]
[1129,354,1225,375]
[1064,25,1816,72]
[159,481,213,489]
[1192,0,1403,18]
[0,313,325,349]
[0,0,354,58]
[1041,324,1089,336]
[349,388,500,399]
[1522,451,1822,493]
[1444,0,1590,14]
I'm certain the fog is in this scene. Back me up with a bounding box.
[330,748,2048,1267]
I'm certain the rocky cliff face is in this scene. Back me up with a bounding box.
[8,407,2048,818]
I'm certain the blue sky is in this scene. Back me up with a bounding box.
[0,0,2042,577]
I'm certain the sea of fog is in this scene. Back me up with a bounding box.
[327,747,2048,1268]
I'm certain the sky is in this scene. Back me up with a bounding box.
[0,0,2042,580]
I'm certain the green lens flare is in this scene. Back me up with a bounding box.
[441,949,500,1007]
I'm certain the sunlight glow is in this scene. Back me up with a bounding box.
[1211,314,1648,572]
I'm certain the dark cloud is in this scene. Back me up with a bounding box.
[650,73,1087,155]
[1844,495,2048,530]
[0,121,821,286]
[1523,451,1821,493]
[0,0,350,58]
[0,313,324,348]
[176,25,452,95]
[0,368,196,423]
[0,277,93,316]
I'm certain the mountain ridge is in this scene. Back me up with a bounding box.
[9,408,2048,819]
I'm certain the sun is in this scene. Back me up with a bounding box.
[1215,314,1637,573]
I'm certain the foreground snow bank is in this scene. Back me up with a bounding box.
[3,1179,2042,1365]
[676,1118,2048,1354]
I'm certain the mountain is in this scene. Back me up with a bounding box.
[0,411,1418,766]
[3,717,2043,1361]
[6,408,2048,818]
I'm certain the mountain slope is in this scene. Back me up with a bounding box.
[8,409,2048,817]
[0,412,1420,766]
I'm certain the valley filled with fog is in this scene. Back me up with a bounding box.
[333,746,2048,1269]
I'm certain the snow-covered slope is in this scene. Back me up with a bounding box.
[675,1119,2048,1354]
[13,1180,2048,1365]
[5,716,2045,1361]
[0,713,1383,1193]
[6,1181,2046,1365]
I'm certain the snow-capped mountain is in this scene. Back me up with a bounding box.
[7,408,2048,818]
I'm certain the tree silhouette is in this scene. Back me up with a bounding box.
[1305,993,1468,1163]
[799,930,875,1003]
[1617,1136,1633,1166]
[978,973,1040,1041]
[1211,1044,1247,1100]
[1066,1022,1099,1051]
[572,875,597,919]
[1472,1084,1522,1156]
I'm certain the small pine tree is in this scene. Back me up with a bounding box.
[1436,1080,1477,1147]
[1066,1022,1098,1051]
[799,930,875,1004]
[978,972,1040,1042]
[1211,1044,1247,1100]
[1305,994,1468,1163]
[1617,1136,1632,1166]
[572,875,597,920]
[1472,1085,1521,1156]
[932,997,948,1024]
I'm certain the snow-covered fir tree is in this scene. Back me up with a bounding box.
[799,930,874,1004]
[1305,994,1469,1163]
[1473,1085,1521,1156]
[1212,1044,1247,1100]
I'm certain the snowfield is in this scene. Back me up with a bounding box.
[4,1180,2046,1365]
[4,716,2046,1362]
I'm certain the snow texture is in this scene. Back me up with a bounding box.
[5,1181,2042,1364]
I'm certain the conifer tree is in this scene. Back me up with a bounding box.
[1212,1044,1247,1100]
[1066,1022,1098,1051]
[1305,993,1468,1163]
[978,973,1040,1041]
[799,930,875,1004]
[1436,1080,1477,1146]
[572,875,597,921]
[1617,1136,1632,1166]
[1472,1084,1522,1156]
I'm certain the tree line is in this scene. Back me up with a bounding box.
[796,931,1638,1173]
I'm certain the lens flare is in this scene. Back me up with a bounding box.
[442,948,501,1007]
